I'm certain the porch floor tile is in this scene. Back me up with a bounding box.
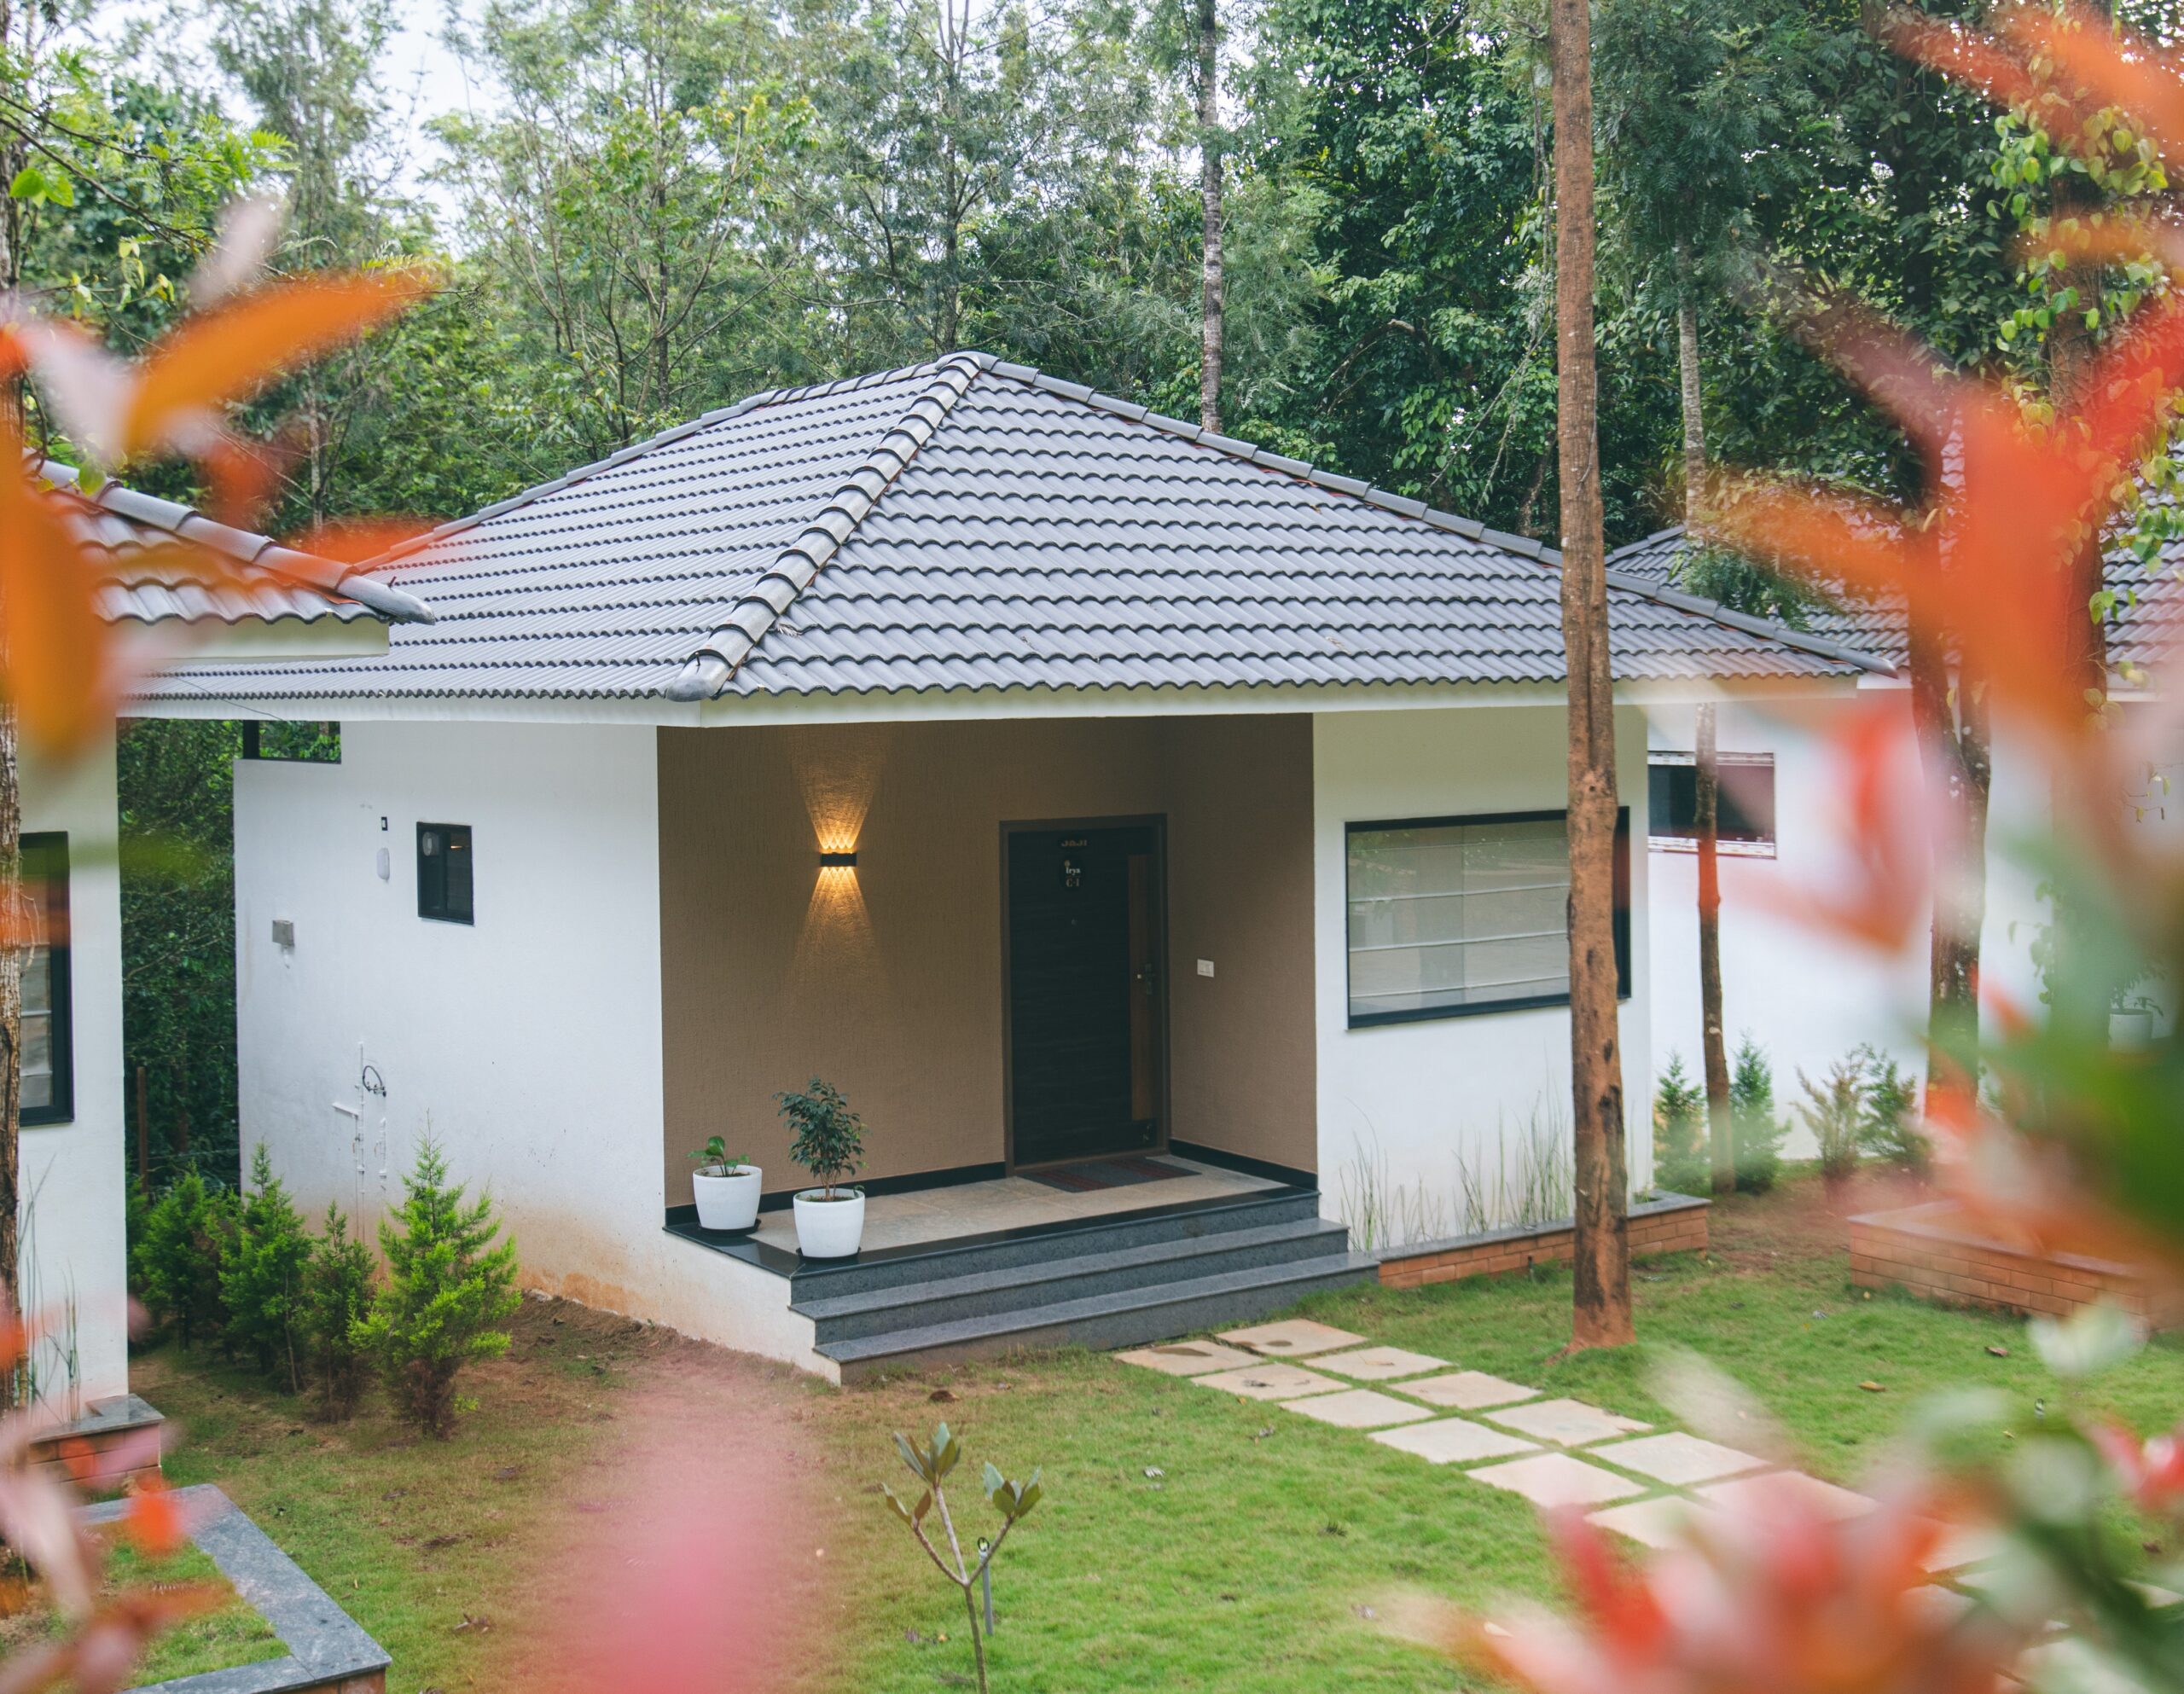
[1276,1389,1435,1430]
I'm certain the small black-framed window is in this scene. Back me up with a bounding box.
[1345,808,1630,1028]
[416,823,474,925]
[1647,751,1776,856]
[20,833,72,1126]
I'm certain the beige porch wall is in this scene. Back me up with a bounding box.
[657,714,1315,1206]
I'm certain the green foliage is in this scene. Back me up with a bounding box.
[778,1077,866,1197]
[1728,1034,1786,1193]
[1652,1053,1709,1195]
[299,1203,376,1420]
[1856,1047,1929,1176]
[882,1422,1044,1694]
[688,1135,750,1176]
[1796,1055,1865,1186]
[136,1172,238,1349]
[356,1137,520,1439]
[221,1146,316,1390]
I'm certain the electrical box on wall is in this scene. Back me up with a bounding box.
[375,846,390,880]
[271,920,295,949]
[1197,959,1215,978]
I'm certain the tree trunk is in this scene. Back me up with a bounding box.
[1677,268,1732,1193]
[1549,0,1633,1352]
[1694,705,1733,1192]
[0,703,19,1352]
[1196,0,1224,436]
[1909,607,1990,1097]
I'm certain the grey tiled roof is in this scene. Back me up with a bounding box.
[141,354,1889,706]
[38,460,433,628]
[1609,525,2181,678]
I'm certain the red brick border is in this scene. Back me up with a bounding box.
[27,1395,164,1492]
[1850,1202,2181,1330]
[1378,1194,1710,1290]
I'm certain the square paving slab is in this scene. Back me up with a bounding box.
[1191,1362,1347,1401]
[1278,1389,1436,1430]
[1591,1431,1769,1487]
[1921,1522,2006,1573]
[1370,1418,1540,1465]
[1470,1452,1647,1510]
[1588,1495,1720,1551]
[1314,1346,1451,1382]
[1114,1339,1258,1376]
[1216,1319,1368,1358]
[1698,1471,1875,1522]
[1395,1371,1540,1411]
[1485,1398,1651,1447]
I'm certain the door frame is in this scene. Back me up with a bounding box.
[998,813,1171,1173]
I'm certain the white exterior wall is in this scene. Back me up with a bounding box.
[1641,693,2156,1145]
[235,719,824,1372]
[20,734,128,1410]
[1312,705,1653,1244]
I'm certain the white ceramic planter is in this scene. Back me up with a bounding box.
[793,1189,866,1258]
[2111,1007,2155,1053]
[692,1166,763,1231]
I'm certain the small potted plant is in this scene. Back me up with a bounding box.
[779,1076,866,1258]
[688,1135,762,1232]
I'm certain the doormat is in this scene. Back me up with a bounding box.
[1024,1156,1193,1193]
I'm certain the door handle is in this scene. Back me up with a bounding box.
[1136,966,1159,998]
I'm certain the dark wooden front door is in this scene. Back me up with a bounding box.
[1005,821,1165,1168]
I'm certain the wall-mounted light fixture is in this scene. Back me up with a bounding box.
[818,850,859,868]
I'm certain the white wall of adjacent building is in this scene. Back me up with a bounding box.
[1311,704,1655,1247]
[1641,690,2172,1152]
[233,718,828,1367]
[20,734,128,1410]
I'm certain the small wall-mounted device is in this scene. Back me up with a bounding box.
[818,850,858,868]
[375,846,391,880]
[1197,959,1216,978]
[271,919,296,949]
[380,815,388,832]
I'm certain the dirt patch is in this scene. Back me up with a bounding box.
[1706,1168,1936,1273]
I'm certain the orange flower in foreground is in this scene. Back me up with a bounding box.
[1405,1481,2032,1694]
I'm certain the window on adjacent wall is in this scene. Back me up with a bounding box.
[1345,809,1630,1027]
[21,833,72,1125]
[417,823,474,925]
[1647,751,1777,856]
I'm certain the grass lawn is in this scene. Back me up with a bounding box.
[123,1170,2182,1694]
[0,1532,285,1684]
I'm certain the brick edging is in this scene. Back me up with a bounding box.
[1848,1203,2181,1330]
[1377,1193,1711,1290]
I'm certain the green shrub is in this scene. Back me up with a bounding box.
[1797,1056,1866,1186]
[778,1076,866,1197]
[357,1137,520,1439]
[300,1203,376,1420]
[222,1146,316,1390]
[136,1172,236,1349]
[1652,1053,1709,1195]
[1728,1035,1787,1193]
[1856,1047,1929,1175]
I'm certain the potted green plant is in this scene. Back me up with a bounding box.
[779,1077,866,1257]
[688,1136,762,1232]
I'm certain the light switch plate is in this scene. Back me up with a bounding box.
[1197,959,1215,978]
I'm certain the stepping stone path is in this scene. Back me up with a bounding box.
[1118,1320,2175,1682]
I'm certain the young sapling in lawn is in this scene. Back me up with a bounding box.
[881,1423,1042,1694]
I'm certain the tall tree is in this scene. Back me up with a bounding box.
[1194,0,1223,432]
[1549,0,1633,1352]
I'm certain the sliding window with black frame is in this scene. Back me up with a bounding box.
[1345,809,1630,1028]
[20,832,72,1125]
[1647,751,1776,856]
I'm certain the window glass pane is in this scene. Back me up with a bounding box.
[1347,817,1575,1020]
[20,947,48,1015]
[20,1010,50,1108]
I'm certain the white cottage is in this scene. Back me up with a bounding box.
[136,353,1887,1381]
